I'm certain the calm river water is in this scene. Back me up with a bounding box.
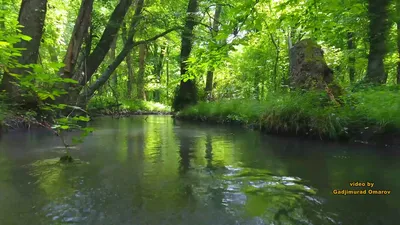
[0,116,399,225]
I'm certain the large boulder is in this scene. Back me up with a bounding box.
[289,39,333,90]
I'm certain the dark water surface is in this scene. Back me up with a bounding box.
[0,116,399,225]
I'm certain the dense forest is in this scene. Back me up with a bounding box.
[0,0,399,145]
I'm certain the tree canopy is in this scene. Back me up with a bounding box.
[0,0,399,112]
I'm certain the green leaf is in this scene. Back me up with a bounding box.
[62,78,78,84]
[20,35,32,41]
[0,41,10,46]
[73,116,90,122]
[60,125,70,130]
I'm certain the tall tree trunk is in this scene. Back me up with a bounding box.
[173,0,199,111]
[365,0,390,84]
[347,32,356,83]
[110,34,118,88]
[127,50,134,98]
[205,4,222,100]
[137,43,147,100]
[121,21,134,97]
[253,74,260,100]
[153,44,165,102]
[166,46,170,103]
[74,0,133,86]
[0,0,47,97]
[61,0,94,78]
[270,33,279,91]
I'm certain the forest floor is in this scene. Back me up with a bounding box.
[176,86,400,148]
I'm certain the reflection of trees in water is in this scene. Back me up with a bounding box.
[205,134,214,170]
[176,128,197,210]
[178,137,194,175]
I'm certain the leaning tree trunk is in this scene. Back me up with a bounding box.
[61,0,94,79]
[76,0,178,105]
[74,0,133,86]
[205,4,222,100]
[0,0,47,98]
[78,28,178,104]
[365,0,390,84]
[61,0,132,105]
[173,0,199,111]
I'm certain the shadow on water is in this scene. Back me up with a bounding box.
[0,116,399,225]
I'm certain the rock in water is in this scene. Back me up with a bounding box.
[289,39,333,90]
[60,155,74,163]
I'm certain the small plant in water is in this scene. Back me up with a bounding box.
[50,106,94,163]
[34,105,93,163]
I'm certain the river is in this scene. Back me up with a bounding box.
[0,116,399,225]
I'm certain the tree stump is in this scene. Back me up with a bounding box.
[289,39,334,90]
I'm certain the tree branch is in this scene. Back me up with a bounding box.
[132,26,182,47]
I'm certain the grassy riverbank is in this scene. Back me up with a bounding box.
[176,86,400,145]
[0,96,172,131]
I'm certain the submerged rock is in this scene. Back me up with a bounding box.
[289,39,334,90]
[60,155,74,163]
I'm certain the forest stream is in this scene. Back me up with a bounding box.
[0,115,399,225]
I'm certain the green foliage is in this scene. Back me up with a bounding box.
[0,11,92,153]
[15,63,77,101]
[0,20,30,73]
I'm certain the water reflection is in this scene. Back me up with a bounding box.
[0,116,399,225]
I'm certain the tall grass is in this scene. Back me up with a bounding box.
[177,87,400,140]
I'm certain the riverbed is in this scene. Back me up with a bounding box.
[0,116,399,225]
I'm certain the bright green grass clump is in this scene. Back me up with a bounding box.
[120,99,171,112]
[177,86,400,140]
[88,96,171,113]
